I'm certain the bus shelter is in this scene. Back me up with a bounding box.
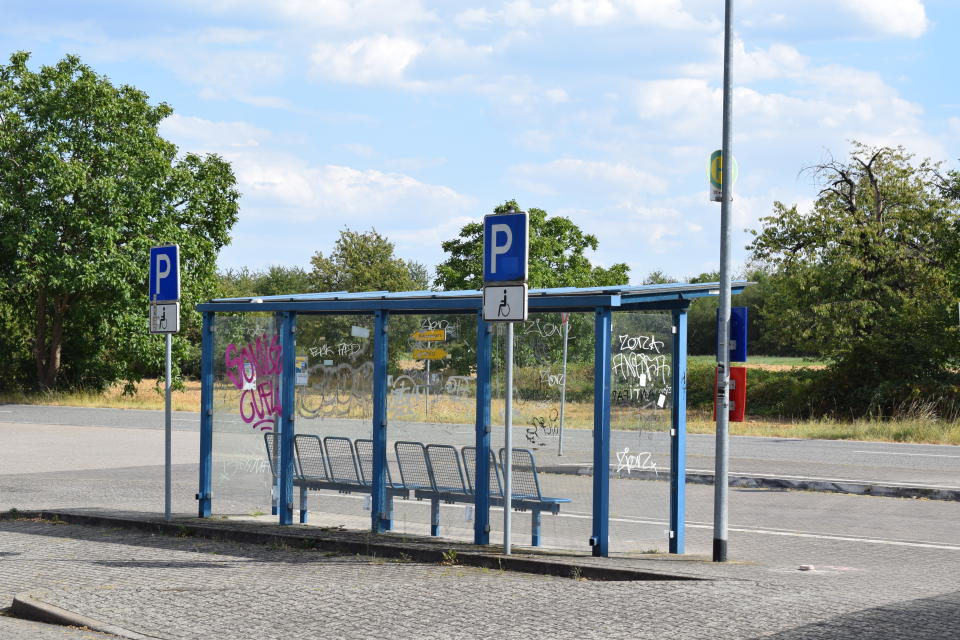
[195,283,746,557]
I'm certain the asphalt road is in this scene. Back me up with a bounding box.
[1,404,958,558]
[2,403,959,639]
[4,404,956,487]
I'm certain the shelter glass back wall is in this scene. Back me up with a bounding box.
[211,312,280,517]
[294,314,374,527]
[491,312,593,551]
[609,311,674,553]
[386,313,477,540]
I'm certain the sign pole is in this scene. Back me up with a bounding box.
[480,209,528,556]
[150,243,180,523]
[425,358,430,420]
[504,322,513,555]
[714,0,735,563]
[164,332,172,521]
[558,313,569,456]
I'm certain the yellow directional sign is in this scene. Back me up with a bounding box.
[412,348,447,360]
[411,329,446,342]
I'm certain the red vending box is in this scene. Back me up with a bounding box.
[713,366,746,422]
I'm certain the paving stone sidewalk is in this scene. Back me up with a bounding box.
[0,514,958,640]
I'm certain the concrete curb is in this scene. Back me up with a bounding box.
[12,589,162,640]
[539,466,960,501]
[1,510,707,583]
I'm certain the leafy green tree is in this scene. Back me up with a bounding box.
[310,228,421,293]
[0,52,239,391]
[217,265,312,298]
[435,200,629,291]
[748,143,960,415]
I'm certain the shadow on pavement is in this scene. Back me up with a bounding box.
[755,590,960,640]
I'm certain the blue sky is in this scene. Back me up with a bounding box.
[3,1,958,284]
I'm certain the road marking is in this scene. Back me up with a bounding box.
[684,468,960,490]
[559,510,960,551]
[852,450,960,459]
[260,494,960,551]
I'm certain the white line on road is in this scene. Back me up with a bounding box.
[559,510,960,551]
[852,450,960,459]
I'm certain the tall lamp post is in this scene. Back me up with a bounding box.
[714,0,735,563]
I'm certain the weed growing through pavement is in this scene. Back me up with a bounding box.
[440,549,458,565]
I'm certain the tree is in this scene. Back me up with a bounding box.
[0,52,239,391]
[217,265,312,299]
[435,200,630,291]
[747,143,960,415]
[310,228,422,293]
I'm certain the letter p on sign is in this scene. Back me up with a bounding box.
[483,212,528,283]
[149,245,180,302]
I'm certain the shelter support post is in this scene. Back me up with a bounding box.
[591,307,612,557]
[278,312,297,525]
[197,311,214,518]
[372,310,390,533]
[474,312,492,545]
[670,308,688,554]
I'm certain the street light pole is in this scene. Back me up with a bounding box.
[714,0,735,563]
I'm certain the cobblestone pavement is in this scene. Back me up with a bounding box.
[0,516,958,639]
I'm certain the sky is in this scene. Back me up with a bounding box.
[3,1,959,285]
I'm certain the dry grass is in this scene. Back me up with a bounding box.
[4,379,959,445]
[0,378,202,412]
[686,412,960,445]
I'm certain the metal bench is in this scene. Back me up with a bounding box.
[265,433,408,525]
[394,440,569,546]
[499,447,570,547]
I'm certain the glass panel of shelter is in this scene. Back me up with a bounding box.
[490,311,594,552]
[608,310,674,553]
[292,314,374,529]
[210,312,281,518]
[385,313,478,541]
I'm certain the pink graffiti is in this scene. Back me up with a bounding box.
[225,334,283,431]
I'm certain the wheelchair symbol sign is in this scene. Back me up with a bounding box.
[483,284,527,322]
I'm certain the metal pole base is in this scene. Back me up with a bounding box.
[713,538,728,562]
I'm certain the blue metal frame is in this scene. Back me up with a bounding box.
[592,307,612,557]
[474,311,492,545]
[670,308,688,554]
[196,311,214,517]
[194,282,749,555]
[278,312,297,525]
[372,310,390,533]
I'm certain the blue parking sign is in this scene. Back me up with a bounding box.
[483,212,528,283]
[149,245,180,302]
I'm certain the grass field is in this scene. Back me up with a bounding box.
[687,355,827,369]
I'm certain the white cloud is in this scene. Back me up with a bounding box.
[683,39,810,82]
[233,154,471,224]
[499,0,713,30]
[311,35,424,86]
[738,0,929,39]
[185,0,436,30]
[159,114,272,150]
[511,158,667,196]
[840,0,929,39]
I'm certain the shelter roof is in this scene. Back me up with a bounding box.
[197,282,749,314]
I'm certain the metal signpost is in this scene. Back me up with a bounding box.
[149,244,180,522]
[714,0,735,563]
[558,312,569,456]
[482,211,528,555]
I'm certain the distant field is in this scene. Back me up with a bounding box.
[688,355,827,369]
